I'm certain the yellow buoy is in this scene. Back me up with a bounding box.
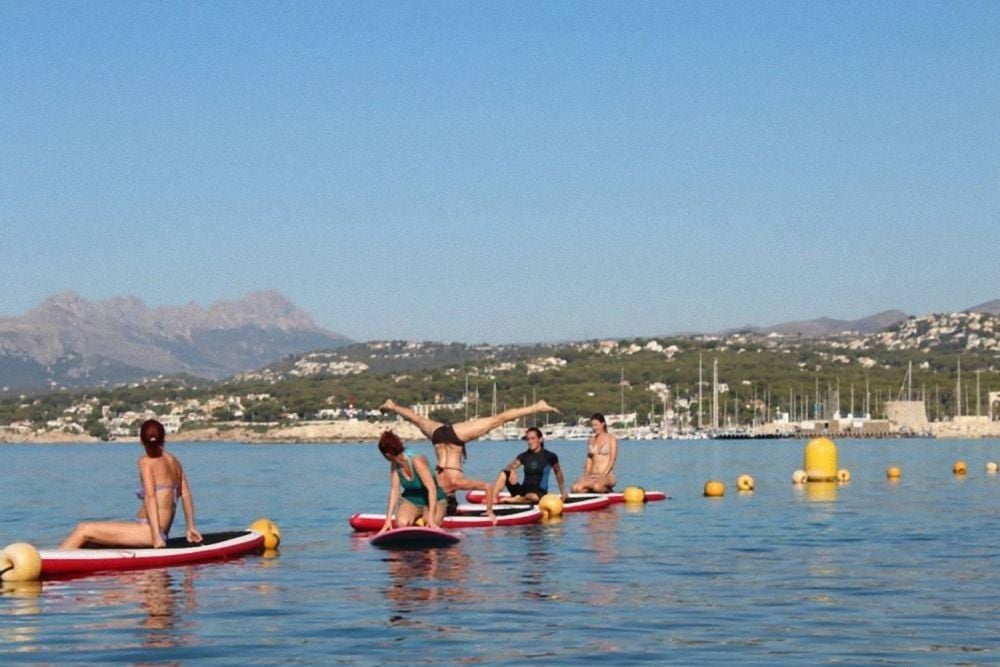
[987,461,998,474]
[736,474,755,492]
[538,493,564,518]
[703,480,725,497]
[249,518,282,550]
[886,466,901,479]
[622,486,646,504]
[952,460,967,475]
[792,469,808,485]
[0,543,42,582]
[804,437,838,482]
[837,469,851,483]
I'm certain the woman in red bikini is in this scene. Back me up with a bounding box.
[60,419,202,549]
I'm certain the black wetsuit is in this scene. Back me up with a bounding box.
[506,448,559,496]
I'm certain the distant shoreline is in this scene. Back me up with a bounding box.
[0,420,427,444]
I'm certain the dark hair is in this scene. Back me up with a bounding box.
[523,426,543,441]
[590,413,606,424]
[140,419,165,447]
[378,430,405,457]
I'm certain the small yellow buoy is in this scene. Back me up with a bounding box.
[1,543,42,582]
[837,469,851,483]
[792,469,808,485]
[804,437,838,482]
[952,460,967,476]
[538,493,564,518]
[736,474,755,492]
[622,486,646,504]
[886,466,901,479]
[703,480,725,497]
[987,461,998,474]
[249,518,282,550]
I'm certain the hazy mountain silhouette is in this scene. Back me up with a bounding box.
[0,291,351,390]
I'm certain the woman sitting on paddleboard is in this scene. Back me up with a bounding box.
[379,398,561,521]
[377,430,447,534]
[572,413,618,493]
[60,419,202,549]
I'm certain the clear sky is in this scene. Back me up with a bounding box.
[2,2,998,342]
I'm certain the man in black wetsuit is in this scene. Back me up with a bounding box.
[491,427,568,503]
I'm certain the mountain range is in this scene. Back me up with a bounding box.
[1,291,998,392]
[0,291,351,391]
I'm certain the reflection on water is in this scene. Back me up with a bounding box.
[0,580,43,651]
[383,546,474,624]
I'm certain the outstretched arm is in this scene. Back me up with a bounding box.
[179,463,202,543]
[413,455,441,529]
[381,468,401,534]
[553,462,568,499]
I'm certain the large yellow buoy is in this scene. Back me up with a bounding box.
[249,518,282,550]
[837,469,851,483]
[987,461,998,474]
[736,474,755,492]
[952,460,967,476]
[0,543,42,582]
[886,465,901,479]
[538,494,564,519]
[703,480,725,497]
[792,469,808,485]
[804,437,838,482]
[622,486,646,504]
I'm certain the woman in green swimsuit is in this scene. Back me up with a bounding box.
[377,430,447,534]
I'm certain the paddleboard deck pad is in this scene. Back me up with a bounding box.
[464,491,613,512]
[369,526,461,549]
[39,530,265,578]
[349,504,542,532]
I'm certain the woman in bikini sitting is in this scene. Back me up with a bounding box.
[572,412,618,493]
[379,398,562,520]
[376,430,446,534]
[60,419,202,549]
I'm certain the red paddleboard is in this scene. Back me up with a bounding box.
[349,504,541,532]
[369,526,460,549]
[464,491,613,512]
[39,531,265,578]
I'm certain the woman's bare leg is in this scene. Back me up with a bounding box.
[379,399,443,439]
[60,521,157,549]
[395,500,420,527]
[452,400,560,442]
[441,471,496,523]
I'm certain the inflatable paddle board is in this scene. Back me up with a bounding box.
[369,526,461,549]
[349,504,542,532]
[39,530,265,578]
[464,491,613,512]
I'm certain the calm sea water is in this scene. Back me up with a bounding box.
[2,437,998,664]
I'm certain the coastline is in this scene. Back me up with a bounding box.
[0,420,427,444]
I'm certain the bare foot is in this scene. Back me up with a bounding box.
[535,400,561,415]
[379,399,397,414]
[486,509,497,525]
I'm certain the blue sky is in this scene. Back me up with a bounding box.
[2,2,998,342]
